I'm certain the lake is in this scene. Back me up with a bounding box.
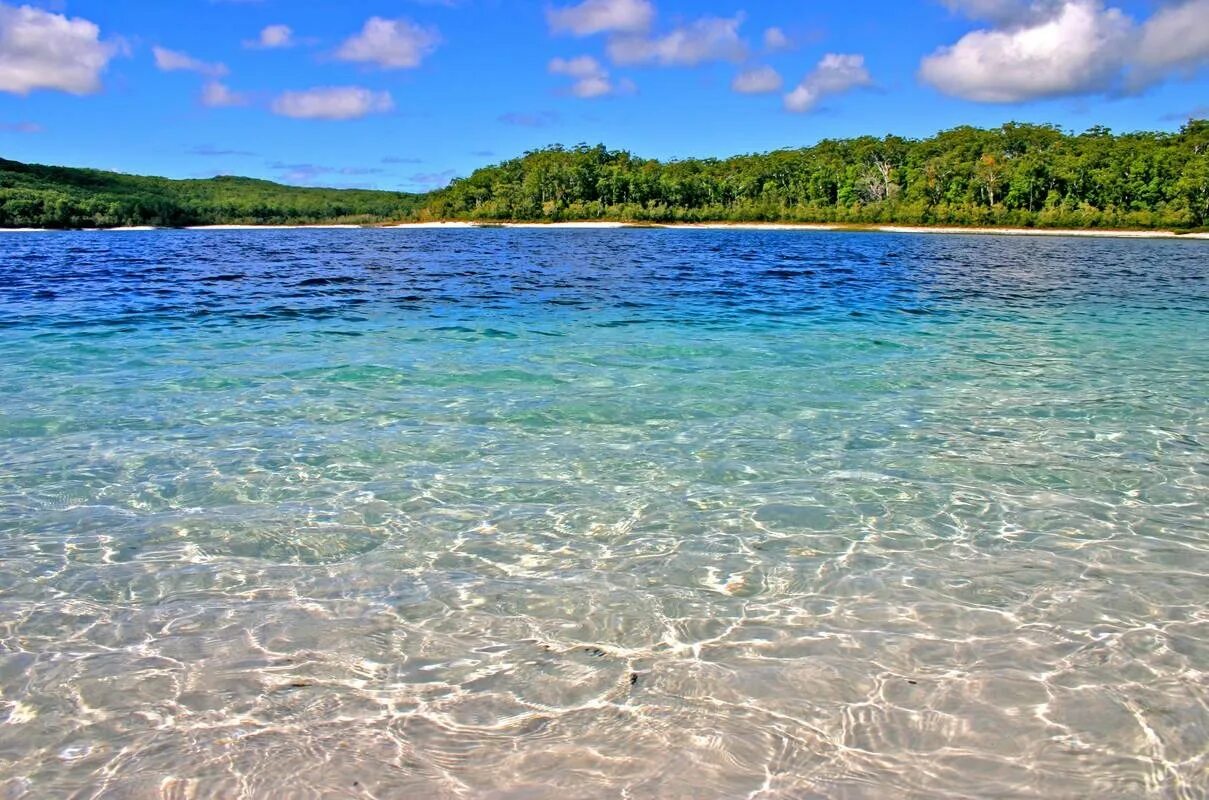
[0,229,1205,798]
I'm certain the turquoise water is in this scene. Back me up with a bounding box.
[0,229,1206,798]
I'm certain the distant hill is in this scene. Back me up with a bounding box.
[0,158,421,228]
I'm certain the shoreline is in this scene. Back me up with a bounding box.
[386,221,1209,239]
[185,224,367,230]
[2,222,1206,239]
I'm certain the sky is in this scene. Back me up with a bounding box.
[0,0,1207,191]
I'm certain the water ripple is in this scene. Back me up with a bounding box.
[0,229,1206,798]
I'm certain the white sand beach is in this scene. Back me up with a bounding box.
[874,225,1209,239]
[185,224,366,230]
[386,221,1209,239]
[387,221,479,229]
[389,221,629,229]
[2,223,1205,239]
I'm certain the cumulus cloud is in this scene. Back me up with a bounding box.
[336,17,440,69]
[1134,0,1209,76]
[939,0,1064,24]
[549,55,633,97]
[153,46,228,78]
[271,86,394,120]
[763,26,791,52]
[919,0,1129,102]
[201,81,249,107]
[0,3,119,95]
[247,24,294,49]
[732,65,782,94]
[784,53,871,112]
[548,0,654,36]
[608,15,747,66]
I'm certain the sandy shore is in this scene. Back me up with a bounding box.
[3,223,1206,239]
[387,221,630,229]
[185,224,366,230]
[386,221,1208,239]
[874,225,1209,239]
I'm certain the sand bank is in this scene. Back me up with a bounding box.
[874,225,1209,239]
[2,223,1205,239]
[185,224,366,230]
[385,221,1208,239]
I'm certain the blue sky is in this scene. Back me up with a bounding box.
[1,0,1207,191]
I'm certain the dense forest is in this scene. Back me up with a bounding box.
[428,121,1209,230]
[2,121,1208,230]
[0,158,420,228]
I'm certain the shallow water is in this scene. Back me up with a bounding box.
[0,229,1206,799]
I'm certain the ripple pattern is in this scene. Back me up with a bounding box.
[0,229,1206,798]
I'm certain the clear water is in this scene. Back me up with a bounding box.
[0,230,1206,799]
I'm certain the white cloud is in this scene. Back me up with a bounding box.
[919,0,1130,102]
[201,81,249,107]
[336,17,440,69]
[549,55,632,98]
[763,26,791,51]
[269,161,386,185]
[784,53,871,112]
[407,169,458,188]
[153,46,228,78]
[940,0,1064,24]
[271,86,395,120]
[247,24,294,49]
[0,3,118,95]
[1134,0,1209,75]
[1163,104,1209,121]
[608,15,747,66]
[549,55,603,77]
[548,0,654,36]
[732,65,782,93]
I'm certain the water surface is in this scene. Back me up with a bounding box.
[0,229,1206,798]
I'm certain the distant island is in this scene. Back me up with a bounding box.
[3,121,1206,231]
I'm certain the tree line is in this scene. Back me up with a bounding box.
[3,121,1207,230]
[426,121,1209,230]
[0,159,420,228]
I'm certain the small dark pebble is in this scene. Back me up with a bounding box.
[290,682,311,688]
[629,673,639,686]
[907,680,918,685]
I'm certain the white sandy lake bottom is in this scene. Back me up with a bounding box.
[0,229,1205,798]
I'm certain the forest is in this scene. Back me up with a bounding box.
[2,121,1207,230]
[427,121,1209,230]
[0,158,421,228]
